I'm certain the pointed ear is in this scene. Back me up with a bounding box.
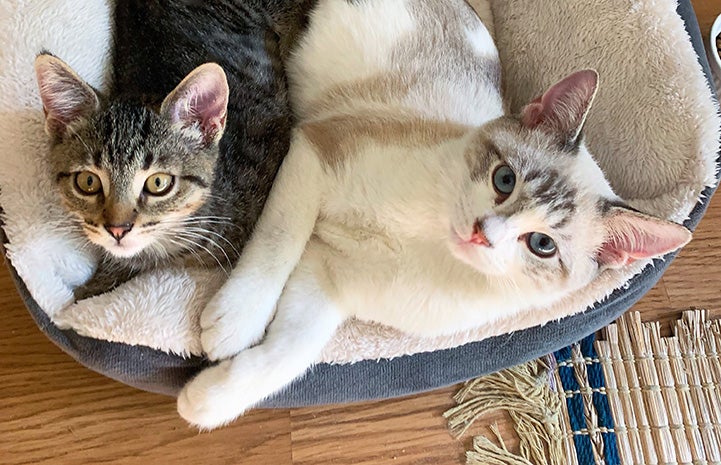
[160,63,229,147]
[597,206,692,269]
[521,69,599,149]
[34,54,99,139]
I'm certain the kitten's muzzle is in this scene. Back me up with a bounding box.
[104,223,133,242]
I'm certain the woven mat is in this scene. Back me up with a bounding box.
[446,310,721,465]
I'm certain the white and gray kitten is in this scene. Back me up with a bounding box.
[178,0,691,428]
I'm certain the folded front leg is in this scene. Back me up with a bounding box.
[200,132,325,361]
[179,246,343,429]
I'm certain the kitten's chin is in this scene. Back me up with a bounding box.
[94,238,149,259]
[105,244,147,258]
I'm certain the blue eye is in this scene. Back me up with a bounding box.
[526,232,557,258]
[492,164,516,198]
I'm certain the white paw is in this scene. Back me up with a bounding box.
[200,286,271,361]
[177,361,250,429]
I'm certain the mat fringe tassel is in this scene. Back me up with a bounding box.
[466,426,535,465]
[444,356,571,464]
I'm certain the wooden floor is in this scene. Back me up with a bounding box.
[2,2,720,464]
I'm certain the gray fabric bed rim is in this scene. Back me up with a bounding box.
[3,0,718,406]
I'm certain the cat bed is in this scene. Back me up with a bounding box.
[1,0,719,405]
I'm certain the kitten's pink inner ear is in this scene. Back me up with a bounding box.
[597,207,692,269]
[34,55,99,138]
[161,63,229,146]
[521,99,544,129]
[521,69,599,145]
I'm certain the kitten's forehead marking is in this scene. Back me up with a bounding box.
[523,169,578,229]
[94,103,160,169]
[512,148,580,231]
[142,148,155,171]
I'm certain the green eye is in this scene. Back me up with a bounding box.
[144,173,174,196]
[492,164,516,199]
[526,232,557,258]
[74,171,102,195]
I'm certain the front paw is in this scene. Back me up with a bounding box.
[177,361,248,429]
[200,287,270,361]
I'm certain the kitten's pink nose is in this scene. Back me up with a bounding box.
[105,224,132,241]
[471,220,491,247]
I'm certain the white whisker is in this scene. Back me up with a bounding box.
[173,234,230,275]
[183,226,241,258]
[176,230,233,268]
[166,237,207,268]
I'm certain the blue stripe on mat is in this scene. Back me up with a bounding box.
[554,334,620,465]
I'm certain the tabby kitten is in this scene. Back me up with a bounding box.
[178,0,692,429]
[34,0,308,296]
